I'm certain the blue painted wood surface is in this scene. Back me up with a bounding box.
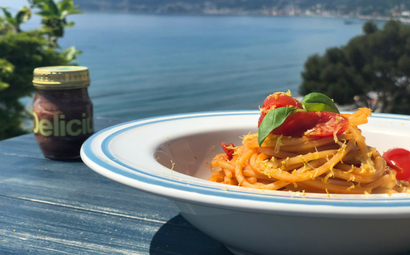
[0,117,231,254]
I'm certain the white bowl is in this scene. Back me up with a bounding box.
[81,111,410,255]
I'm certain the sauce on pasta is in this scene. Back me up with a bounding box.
[209,92,410,195]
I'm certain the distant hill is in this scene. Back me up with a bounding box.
[75,0,410,17]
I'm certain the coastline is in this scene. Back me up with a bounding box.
[78,7,408,24]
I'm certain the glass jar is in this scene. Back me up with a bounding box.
[32,66,93,160]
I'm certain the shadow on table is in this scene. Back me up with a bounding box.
[150,214,232,255]
[150,215,410,255]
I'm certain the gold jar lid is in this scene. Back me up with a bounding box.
[33,66,90,90]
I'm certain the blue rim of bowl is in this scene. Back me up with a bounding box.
[81,111,410,208]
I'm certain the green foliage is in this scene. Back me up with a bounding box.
[363,21,378,35]
[30,0,83,47]
[300,20,410,114]
[0,1,82,140]
[1,6,31,33]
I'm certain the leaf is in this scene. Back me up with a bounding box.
[61,46,82,63]
[29,0,48,8]
[47,0,60,16]
[68,9,83,15]
[60,10,68,19]
[65,21,74,28]
[0,59,15,75]
[36,10,55,19]
[302,92,340,113]
[58,0,73,11]
[0,81,9,91]
[258,107,299,146]
[1,8,12,20]
[16,7,31,24]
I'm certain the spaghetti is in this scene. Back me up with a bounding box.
[209,96,410,195]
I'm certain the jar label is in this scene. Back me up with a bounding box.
[33,112,93,137]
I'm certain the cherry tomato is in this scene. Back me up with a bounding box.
[383,148,410,182]
[271,111,349,137]
[222,142,235,160]
[261,92,303,109]
[258,92,302,127]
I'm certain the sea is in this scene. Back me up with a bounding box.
[21,12,385,120]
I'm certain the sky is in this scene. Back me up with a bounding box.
[2,0,29,10]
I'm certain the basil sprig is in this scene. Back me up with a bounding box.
[257,92,339,146]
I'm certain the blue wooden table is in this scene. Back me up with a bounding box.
[0,117,232,254]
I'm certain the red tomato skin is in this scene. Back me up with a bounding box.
[383,148,410,182]
[272,111,349,138]
[258,112,267,127]
[303,112,349,137]
[258,92,348,138]
[222,142,235,160]
[261,92,302,109]
[258,92,302,127]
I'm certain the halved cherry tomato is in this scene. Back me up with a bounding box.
[271,111,349,137]
[383,148,410,182]
[261,92,303,109]
[258,92,302,127]
[222,142,235,160]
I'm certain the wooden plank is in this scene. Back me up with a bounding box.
[0,118,232,254]
[0,152,179,222]
[0,117,127,158]
[0,118,180,221]
[0,196,230,254]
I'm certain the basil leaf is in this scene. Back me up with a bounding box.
[258,107,299,146]
[302,92,340,114]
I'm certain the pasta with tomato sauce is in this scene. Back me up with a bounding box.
[209,92,410,195]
